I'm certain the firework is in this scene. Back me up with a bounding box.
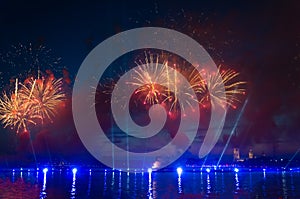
[0,79,40,133]
[125,53,199,116]
[0,72,65,133]
[0,42,63,84]
[127,53,169,105]
[163,66,201,116]
[0,42,62,70]
[193,66,246,109]
[20,75,65,122]
[98,52,245,115]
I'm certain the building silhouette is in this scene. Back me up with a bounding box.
[248,148,254,159]
[233,148,240,161]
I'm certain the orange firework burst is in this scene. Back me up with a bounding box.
[126,53,199,116]
[127,53,169,105]
[0,79,40,133]
[165,64,199,115]
[99,51,246,116]
[126,53,247,113]
[193,66,246,109]
[0,72,65,133]
[20,76,65,122]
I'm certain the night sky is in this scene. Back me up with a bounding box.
[0,0,299,166]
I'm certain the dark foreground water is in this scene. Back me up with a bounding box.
[0,169,300,199]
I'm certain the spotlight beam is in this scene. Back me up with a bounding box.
[285,148,300,169]
[217,97,249,166]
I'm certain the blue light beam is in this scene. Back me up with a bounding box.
[217,97,249,166]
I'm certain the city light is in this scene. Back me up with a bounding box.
[148,168,152,173]
[206,168,211,173]
[234,168,239,173]
[177,167,183,175]
[43,168,48,173]
[72,168,78,174]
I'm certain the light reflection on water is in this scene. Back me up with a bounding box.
[282,171,288,198]
[70,172,76,199]
[148,171,153,199]
[235,173,239,190]
[177,172,182,194]
[207,173,211,193]
[0,170,300,198]
[118,171,121,198]
[40,171,47,198]
[87,171,91,198]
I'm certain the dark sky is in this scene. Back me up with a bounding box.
[0,0,299,165]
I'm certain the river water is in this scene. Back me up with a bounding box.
[0,169,299,198]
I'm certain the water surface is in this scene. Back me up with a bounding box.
[0,169,299,198]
